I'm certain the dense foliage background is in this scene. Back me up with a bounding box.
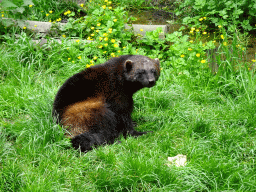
[1,0,256,191]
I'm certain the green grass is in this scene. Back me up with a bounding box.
[1,0,256,190]
[1,34,256,191]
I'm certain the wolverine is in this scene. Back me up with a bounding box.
[52,55,160,152]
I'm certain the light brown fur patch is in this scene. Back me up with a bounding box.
[62,97,105,137]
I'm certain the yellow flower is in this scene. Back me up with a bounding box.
[104,37,108,41]
[102,5,106,9]
[221,35,224,39]
[189,31,194,34]
[29,4,33,7]
[108,28,113,32]
[201,60,206,63]
[67,47,69,50]
[113,19,117,22]
[86,64,91,68]
[72,61,75,63]
[99,37,103,41]
[108,1,112,4]
[223,42,227,46]
[23,26,27,29]
[191,27,195,31]
[97,23,101,26]
[49,10,53,13]
[76,39,80,43]
[202,32,207,35]
[140,28,144,32]
[90,60,94,63]
[64,10,71,15]
[34,25,37,27]
[62,34,66,38]
[123,46,126,49]
[203,17,206,20]
[91,33,95,36]
[109,7,112,9]
[104,43,108,47]
[93,56,98,60]
[111,53,115,56]
[118,50,121,53]
[91,27,95,30]
[188,48,193,51]
[49,20,52,22]
[218,25,222,28]
[46,14,49,16]
[77,56,82,59]
[96,30,100,33]
[114,44,118,48]
[199,18,203,21]
[196,53,200,57]
[105,0,108,2]
[252,59,256,62]
[196,29,199,32]
[68,58,71,61]
[98,45,103,48]
[80,4,84,7]
[103,33,108,36]
[213,40,216,43]
[189,40,193,43]
[103,51,107,54]
[180,54,185,58]
[111,39,115,43]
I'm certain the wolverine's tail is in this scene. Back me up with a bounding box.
[61,97,119,151]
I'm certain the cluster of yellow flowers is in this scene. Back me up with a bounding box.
[199,17,207,21]
[101,0,112,9]
[64,10,72,16]
[180,49,207,64]
[86,60,96,68]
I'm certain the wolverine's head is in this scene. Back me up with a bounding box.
[124,55,160,88]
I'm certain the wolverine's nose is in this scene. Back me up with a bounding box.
[148,80,156,87]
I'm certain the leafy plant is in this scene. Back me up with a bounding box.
[175,0,256,32]
[61,0,136,59]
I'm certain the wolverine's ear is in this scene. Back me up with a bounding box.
[154,58,160,64]
[124,60,133,72]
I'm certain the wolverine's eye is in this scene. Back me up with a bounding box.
[139,69,145,74]
[151,69,156,73]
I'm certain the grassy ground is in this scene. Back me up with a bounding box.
[1,34,256,191]
[1,0,256,191]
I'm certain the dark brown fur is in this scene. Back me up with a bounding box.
[52,55,160,152]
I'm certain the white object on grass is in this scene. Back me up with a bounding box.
[167,154,187,167]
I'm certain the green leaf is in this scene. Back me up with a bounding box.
[1,18,15,27]
[14,7,25,14]
[22,0,34,6]
[1,0,18,8]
